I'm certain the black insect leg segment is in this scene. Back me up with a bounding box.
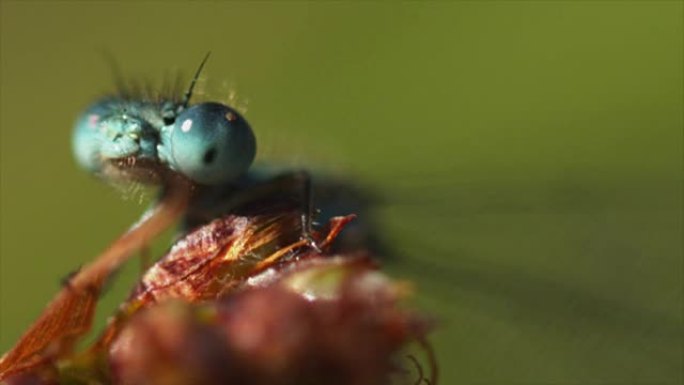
[248,169,321,251]
[291,170,322,252]
[244,170,320,251]
[184,170,322,251]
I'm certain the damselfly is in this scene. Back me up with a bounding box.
[0,54,435,384]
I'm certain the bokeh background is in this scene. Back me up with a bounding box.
[1,2,682,384]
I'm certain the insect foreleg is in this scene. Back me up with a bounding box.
[71,176,192,290]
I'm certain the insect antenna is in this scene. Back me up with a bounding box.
[179,51,211,111]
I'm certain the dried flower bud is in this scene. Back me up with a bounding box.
[109,259,431,385]
[109,302,231,385]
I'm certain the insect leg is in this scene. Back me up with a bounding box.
[246,170,320,251]
[139,245,152,275]
[0,178,191,378]
[291,170,322,252]
[71,176,192,290]
[186,170,320,250]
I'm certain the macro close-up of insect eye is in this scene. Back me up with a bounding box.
[72,54,258,188]
[1,3,682,385]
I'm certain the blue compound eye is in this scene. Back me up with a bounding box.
[159,102,256,185]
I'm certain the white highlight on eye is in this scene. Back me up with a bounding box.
[181,119,193,133]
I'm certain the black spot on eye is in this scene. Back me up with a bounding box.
[203,148,217,164]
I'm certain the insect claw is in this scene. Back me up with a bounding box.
[299,211,322,252]
[300,232,322,253]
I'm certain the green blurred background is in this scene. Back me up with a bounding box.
[1,2,682,384]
